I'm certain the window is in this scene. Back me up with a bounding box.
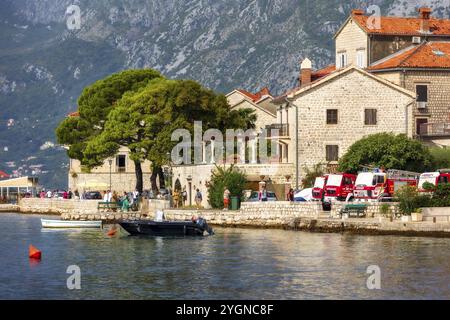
[326,145,339,162]
[356,50,366,68]
[416,85,428,102]
[343,176,353,185]
[327,109,338,124]
[337,52,347,68]
[365,109,377,125]
[116,155,126,173]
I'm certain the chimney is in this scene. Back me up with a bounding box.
[419,7,432,34]
[352,9,365,16]
[300,58,312,86]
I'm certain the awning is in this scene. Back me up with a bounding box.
[0,177,38,188]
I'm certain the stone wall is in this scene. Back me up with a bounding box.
[335,17,368,67]
[19,198,100,215]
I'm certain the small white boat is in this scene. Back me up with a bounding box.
[41,219,102,229]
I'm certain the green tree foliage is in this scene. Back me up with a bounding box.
[429,147,450,170]
[56,69,163,161]
[338,133,433,173]
[301,163,325,188]
[207,165,247,209]
[394,183,450,215]
[83,78,256,192]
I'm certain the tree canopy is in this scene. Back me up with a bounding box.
[338,133,434,173]
[74,76,256,192]
[56,69,163,161]
[207,165,247,209]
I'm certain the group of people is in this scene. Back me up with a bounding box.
[101,190,140,212]
[39,189,79,199]
[172,188,189,208]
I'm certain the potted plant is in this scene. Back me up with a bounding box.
[411,208,423,222]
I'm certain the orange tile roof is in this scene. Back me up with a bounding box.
[352,14,450,36]
[369,42,450,70]
[68,111,80,117]
[237,87,272,103]
[0,170,9,178]
[312,64,336,80]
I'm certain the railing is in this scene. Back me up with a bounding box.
[419,123,450,137]
[266,124,290,137]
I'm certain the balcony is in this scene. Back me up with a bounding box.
[419,123,450,137]
[265,124,290,138]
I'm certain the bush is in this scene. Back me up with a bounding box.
[430,147,450,170]
[338,133,433,173]
[432,183,450,207]
[394,185,420,215]
[302,163,325,188]
[422,181,436,192]
[207,165,247,209]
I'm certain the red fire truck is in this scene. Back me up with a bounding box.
[353,169,418,202]
[312,175,328,201]
[324,173,357,202]
[418,170,450,192]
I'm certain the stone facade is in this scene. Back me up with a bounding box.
[172,163,295,208]
[68,146,152,193]
[335,17,368,68]
[286,67,415,179]
[376,70,450,134]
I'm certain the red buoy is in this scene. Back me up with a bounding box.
[107,228,117,237]
[29,245,42,260]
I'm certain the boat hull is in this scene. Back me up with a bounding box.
[119,220,209,237]
[41,219,102,229]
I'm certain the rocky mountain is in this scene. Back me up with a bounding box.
[0,0,449,188]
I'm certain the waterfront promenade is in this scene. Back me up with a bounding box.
[3,198,450,237]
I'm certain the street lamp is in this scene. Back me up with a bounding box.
[108,159,113,192]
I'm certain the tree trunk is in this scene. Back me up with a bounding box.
[150,166,158,193]
[134,160,143,193]
[158,166,166,189]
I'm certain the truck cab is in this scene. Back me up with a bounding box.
[419,171,450,192]
[353,172,387,201]
[324,173,356,202]
[312,175,328,201]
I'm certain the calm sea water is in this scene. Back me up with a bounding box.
[0,213,449,300]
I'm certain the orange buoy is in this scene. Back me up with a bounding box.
[29,245,42,260]
[107,228,117,237]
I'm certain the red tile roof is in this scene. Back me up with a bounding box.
[68,111,80,117]
[273,65,336,102]
[0,170,9,179]
[369,42,450,70]
[351,13,450,36]
[237,87,272,103]
[312,64,336,80]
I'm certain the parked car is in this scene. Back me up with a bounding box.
[84,191,102,200]
[245,191,278,202]
[294,188,313,202]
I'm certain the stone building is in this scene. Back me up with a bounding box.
[171,88,295,208]
[276,65,416,186]
[68,146,153,194]
[334,7,450,146]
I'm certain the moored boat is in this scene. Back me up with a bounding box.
[41,219,102,229]
[119,219,214,237]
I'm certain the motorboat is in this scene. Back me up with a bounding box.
[119,218,214,237]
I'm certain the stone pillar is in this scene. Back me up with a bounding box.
[251,139,257,164]
[239,138,246,164]
[211,139,216,164]
[202,141,206,164]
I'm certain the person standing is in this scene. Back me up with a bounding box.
[223,187,231,210]
[173,190,180,208]
[194,189,202,209]
[287,188,294,202]
[259,186,268,202]
[182,188,187,207]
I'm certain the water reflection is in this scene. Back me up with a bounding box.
[0,213,449,300]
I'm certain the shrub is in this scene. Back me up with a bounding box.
[422,181,436,192]
[430,147,450,170]
[302,163,325,189]
[338,133,433,173]
[207,165,247,209]
[380,203,391,217]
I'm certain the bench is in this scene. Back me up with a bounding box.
[340,204,368,218]
[98,202,121,212]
